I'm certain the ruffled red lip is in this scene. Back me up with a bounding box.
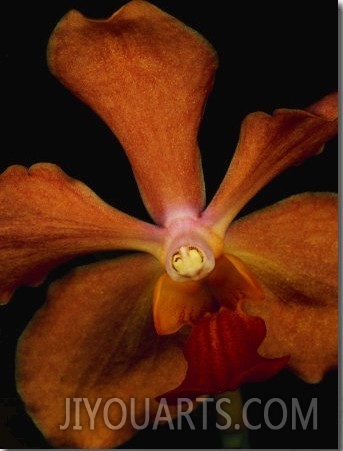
[160,307,289,404]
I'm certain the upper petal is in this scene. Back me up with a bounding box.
[0,163,164,304]
[16,254,187,449]
[202,92,338,235]
[224,193,338,381]
[48,0,218,224]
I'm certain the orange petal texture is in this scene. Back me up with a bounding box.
[224,193,338,381]
[0,163,163,304]
[162,307,289,404]
[48,0,218,224]
[202,92,338,235]
[16,254,187,449]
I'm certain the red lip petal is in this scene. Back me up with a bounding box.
[161,307,289,404]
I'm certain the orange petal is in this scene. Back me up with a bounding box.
[224,193,338,381]
[153,274,214,335]
[16,254,187,449]
[202,92,338,235]
[245,287,337,383]
[48,1,218,224]
[0,163,164,304]
[305,91,338,120]
[162,307,289,404]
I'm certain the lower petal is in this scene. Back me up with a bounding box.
[224,193,338,381]
[16,254,187,449]
[161,307,289,404]
[243,286,337,383]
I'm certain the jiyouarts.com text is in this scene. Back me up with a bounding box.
[60,396,318,431]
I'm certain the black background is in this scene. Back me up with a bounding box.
[0,1,339,449]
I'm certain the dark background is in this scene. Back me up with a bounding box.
[0,0,339,449]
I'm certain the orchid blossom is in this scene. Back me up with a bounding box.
[0,0,337,448]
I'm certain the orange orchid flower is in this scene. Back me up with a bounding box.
[0,0,337,448]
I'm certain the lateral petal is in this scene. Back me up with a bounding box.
[203,92,338,235]
[224,193,338,381]
[0,163,163,304]
[48,0,218,224]
[16,254,187,449]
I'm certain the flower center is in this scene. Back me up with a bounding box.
[172,246,205,277]
[162,216,222,282]
[167,241,214,281]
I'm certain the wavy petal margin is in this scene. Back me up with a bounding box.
[224,193,338,381]
[0,163,163,303]
[16,255,187,448]
[48,0,218,224]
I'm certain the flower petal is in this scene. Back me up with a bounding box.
[224,193,338,381]
[153,274,214,335]
[16,254,187,449]
[202,92,338,235]
[0,163,163,304]
[48,1,218,224]
[162,307,289,404]
[244,287,337,383]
